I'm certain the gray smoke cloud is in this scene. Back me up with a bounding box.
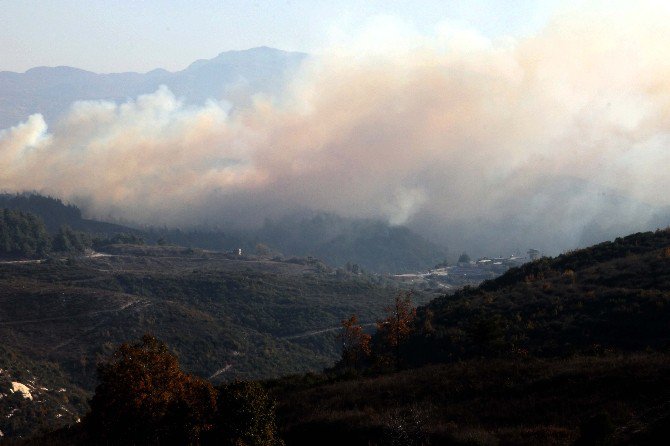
[1,5,670,256]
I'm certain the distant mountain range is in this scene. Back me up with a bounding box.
[0,46,307,129]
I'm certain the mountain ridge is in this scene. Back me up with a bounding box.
[0,47,307,129]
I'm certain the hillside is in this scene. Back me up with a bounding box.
[0,194,449,273]
[0,194,139,236]
[255,213,449,273]
[8,227,670,444]
[0,345,88,440]
[406,228,670,365]
[272,354,670,445]
[266,228,670,445]
[0,241,438,440]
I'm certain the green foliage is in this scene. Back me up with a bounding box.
[0,194,81,233]
[0,245,424,399]
[52,225,91,253]
[0,344,88,439]
[0,208,51,257]
[458,252,471,264]
[404,228,670,365]
[93,232,145,248]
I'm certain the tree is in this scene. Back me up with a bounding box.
[255,243,271,256]
[52,225,91,253]
[207,380,283,446]
[376,291,417,371]
[338,314,371,371]
[458,252,471,264]
[0,208,50,257]
[85,334,216,445]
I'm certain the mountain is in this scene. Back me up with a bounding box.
[0,243,429,440]
[0,47,307,129]
[254,213,449,273]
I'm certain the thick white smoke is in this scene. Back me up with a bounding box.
[1,5,670,255]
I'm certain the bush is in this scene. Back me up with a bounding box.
[84,335,216,445]
[207,381,283,446]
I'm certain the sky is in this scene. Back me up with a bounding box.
[0,0,569,73]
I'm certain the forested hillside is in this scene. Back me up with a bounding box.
[0,194,139,236]
[405,228,670,365]
[0,242,433,440]
[12,227,670,445]
[0,209,50,258]
[268,228,670,445]
[0,193,449,272]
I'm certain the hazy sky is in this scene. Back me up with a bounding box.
[1,0,569,73]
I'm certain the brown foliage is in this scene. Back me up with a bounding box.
[85,334,216,445]
[376,291,417,371]
[338,315,372,371]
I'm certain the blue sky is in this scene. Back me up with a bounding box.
[1,0,569,73]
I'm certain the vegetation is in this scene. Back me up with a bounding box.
[85,335,216,445]
[0,194,448,272]
[0,193,135,236]
[0,209,51,258]
[336,315,371,372]
[271,353,670,445]
[17,335,282,445]
[0,344,88,440]
[270,227,670,445]
[373,292,417,371]
[3,199,670,444]
[210,380,283,446]
[402,228,670,366]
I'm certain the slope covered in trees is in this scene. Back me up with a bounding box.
[404,228,670,366]
[0,193,448,272]
[270,228,670,445]
[0,209,51,258]
[6,223,670,444]
[0,194,140,236]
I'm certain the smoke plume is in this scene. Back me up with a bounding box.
[2,5,670,255]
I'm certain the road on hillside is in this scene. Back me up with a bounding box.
[280,322,376,340]
[0,298,148,326]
